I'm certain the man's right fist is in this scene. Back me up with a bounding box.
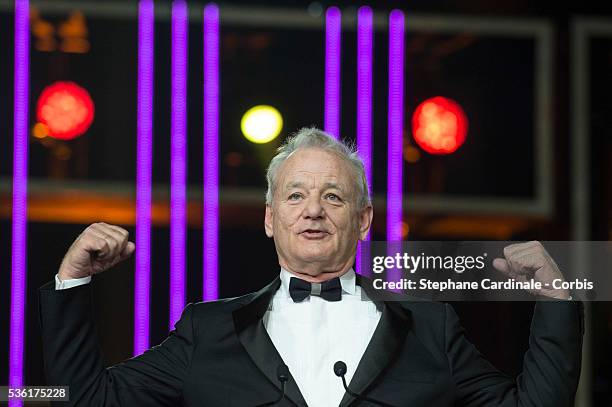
[58,222,135,281]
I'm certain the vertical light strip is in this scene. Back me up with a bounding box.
[203,3,219,301]
[355,6,373,276]
[134,0,154,355]
[170,0,188,329]
[9,1,29,406]
[387,10,405,243]
[324,6,341,139]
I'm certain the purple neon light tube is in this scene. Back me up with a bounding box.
[203,3,219,301]
[170,0,188,330]
[9,1,29,406]
[355,6,373,276]
[324,6,341,139]
[134,0,154,355]
[387,10,405,243]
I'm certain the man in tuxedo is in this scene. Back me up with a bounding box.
[40,127,584,406]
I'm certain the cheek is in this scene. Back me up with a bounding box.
[326,209,353,231]
[275,208,300,230]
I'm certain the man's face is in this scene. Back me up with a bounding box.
[264,148,372,279]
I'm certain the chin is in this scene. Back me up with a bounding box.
[298,252,330,262]
[296,250,333,265]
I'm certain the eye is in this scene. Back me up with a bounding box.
[288,192,303,201]
[325,193,342,202]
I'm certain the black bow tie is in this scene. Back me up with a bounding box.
[288,277,342,302]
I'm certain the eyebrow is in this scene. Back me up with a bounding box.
[321,182,344,192]
[285,181,306,190]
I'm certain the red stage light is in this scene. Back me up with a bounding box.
[36,81,94,140]
[412,96,468,155]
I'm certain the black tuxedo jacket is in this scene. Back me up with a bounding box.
[39,275,584,406]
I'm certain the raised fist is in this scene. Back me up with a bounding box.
[58,222,135,281]
[492,241,570,300]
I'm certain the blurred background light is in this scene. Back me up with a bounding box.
[387,9,405,243]
[241,105,283,144]
[31,8,90,53]
[403,144,421,163]
[58,11,90,53]
[324,6,341,139]
[203,2,220,301]
[355,5,373,276]
[400,221,410,238]
[134,0,154,357]
[169,0,188,330]
[32,122,49,138]
[10,0,30,403]
[412,96,468,154]
[36,81,94,140]
[307,2,323,18]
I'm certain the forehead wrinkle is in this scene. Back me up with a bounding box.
[283,175,344,191]
[283,168,336,183]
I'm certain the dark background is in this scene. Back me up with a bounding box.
[1,0,611,405]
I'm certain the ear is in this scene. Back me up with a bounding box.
[264,204,274,238]
[358,205,373,240]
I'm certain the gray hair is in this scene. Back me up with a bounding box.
[265,127,371,209]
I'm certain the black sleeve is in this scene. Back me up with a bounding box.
[445,301,584,407]
[38,281,195,406]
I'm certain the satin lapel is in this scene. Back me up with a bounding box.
[339,276,412,407]
[233,277,308,407]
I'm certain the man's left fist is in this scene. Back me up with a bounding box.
[492,241,571,300]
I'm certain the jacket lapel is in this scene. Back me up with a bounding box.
[339,276,412,407]
[233,277,308,407]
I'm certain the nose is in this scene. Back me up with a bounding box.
[303,194,324,219]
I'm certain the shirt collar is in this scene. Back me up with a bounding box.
[278,267,357,298]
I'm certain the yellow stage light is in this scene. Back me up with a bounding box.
[241,105,283,144]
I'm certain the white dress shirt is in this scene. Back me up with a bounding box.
[55,274,91,289]
[55,268,382,407]
[264,269,381,407]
